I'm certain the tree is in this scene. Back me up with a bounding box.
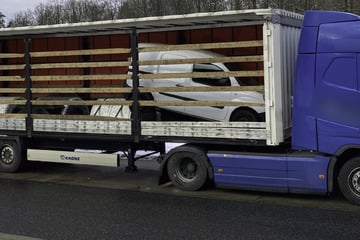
[0,11,5,28]
[6,0,360,27]
[7,10,36,27]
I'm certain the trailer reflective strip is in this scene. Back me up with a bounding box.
[27,149,118,167]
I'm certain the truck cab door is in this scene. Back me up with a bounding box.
[314,20,360,154]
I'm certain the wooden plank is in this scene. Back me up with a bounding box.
[139,100,264,107]
[0,76,24,81]
[0,71,262,82]
[141,126,268,140]
[31,61,131,70]
[31,84,82,88]
[31,74,131,81]
[139,41,263,52]
[0,100,26,105]
[31,87,132,94]
[31,114,129,121]
[0,53,24,59]
[31,48,130,58]
[0,118,26,131]
[0,114,26,118]
[139,70,264,79]
[140,86,264,93]
[33,119,132,135]
[139,55,264,66]
[31,100,132,106]
[0,88,25,93]
[30,99,262,107]
[0,64,25,70]
[142,121,266,129]
[1,56,262,70]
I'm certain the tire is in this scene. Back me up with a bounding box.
[230,108,259,122]
[167,148,208,191]
[338,158,360,205]
[0,141,22,173]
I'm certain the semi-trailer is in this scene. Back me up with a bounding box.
[1,9,360,205]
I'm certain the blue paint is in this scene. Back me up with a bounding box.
[303,11,360,27]
[318,21,360,53]
[209,153,330,193]
[287,155,330,192]
[317,119,360,155]
[293,10,360,154]
[292,54,317,151]
[209,153,287,189]
[297,27,318,53]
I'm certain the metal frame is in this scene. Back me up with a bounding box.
[263,20,301,145]
[0,9,302,39]
[24,37,32,138]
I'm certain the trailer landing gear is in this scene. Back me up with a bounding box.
[125,146,138,172]
[123,145,163,173]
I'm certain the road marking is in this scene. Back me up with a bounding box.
[0,233,43,240]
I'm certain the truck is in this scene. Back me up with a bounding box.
[0,8,360,205]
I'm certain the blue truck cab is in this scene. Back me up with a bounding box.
[292,10,360,204]
[293,10,360,155]
[201,11,360,205]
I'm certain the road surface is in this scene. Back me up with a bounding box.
[0,160,358,240]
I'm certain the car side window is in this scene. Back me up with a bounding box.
[193,63,230,86]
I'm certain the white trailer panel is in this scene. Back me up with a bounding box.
[263,17,301,145]
[27,149,118,167]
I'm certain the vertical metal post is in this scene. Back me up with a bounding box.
[81,37,91,100]
[125,144,138,172]
[124,28,140,173]
[2,41,9,90]
[24,37,33,138]
[130,28,140,143]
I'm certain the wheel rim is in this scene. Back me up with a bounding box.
[175,157,198,183]
[0,145,15,165]
[348,167,360,196]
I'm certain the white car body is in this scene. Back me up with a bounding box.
[127,44,265,121]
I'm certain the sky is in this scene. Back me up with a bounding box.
[2,0,47,22]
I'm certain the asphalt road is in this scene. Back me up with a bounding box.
[0,178,359,240]
[0,160,359,240]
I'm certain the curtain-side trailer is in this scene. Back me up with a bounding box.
[0,9,299,168]
[1,9,359,205]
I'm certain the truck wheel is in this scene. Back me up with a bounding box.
[338,158,360,205]
[230,109,258,122]
[167,149,208,191]
[0,141,22,173]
